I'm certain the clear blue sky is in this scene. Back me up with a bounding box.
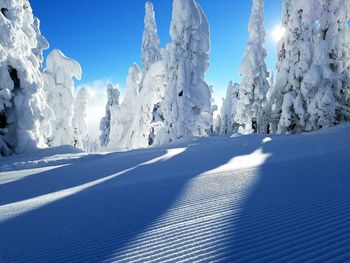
[30,0,282,99]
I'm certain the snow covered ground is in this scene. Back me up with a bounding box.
[1,124,350,262]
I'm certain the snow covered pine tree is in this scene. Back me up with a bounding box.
[142,1,162,72]
[218,82,240,135]
[156,0,212,144]
[99,83,120,148]
[108,64,142,150]
[269,0,317,133]
[0,0,52,155]
[43,49,82,147]
[103,2,165,151]
[235,0,270,134]
[317,0,350,124]
[73,87,90,150]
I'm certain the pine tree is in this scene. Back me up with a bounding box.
[301,0,337,131]
[156,0,212,144]
[108,64,142,150]
[219,82,240,135]
[119,1,166,150]
[99,83,120,147]
[327,0,350,122]
[142,1,162,72]
[235,0,270,134]
[43,49,82,147]
[127,61,166,149]
[73,87,90,150]
[270,0,317,133]
[0,0,52,155]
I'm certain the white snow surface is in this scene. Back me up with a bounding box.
[1,124,350,262]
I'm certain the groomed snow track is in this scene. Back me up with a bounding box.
[1,124,350,262]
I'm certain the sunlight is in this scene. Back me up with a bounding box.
[262,137,272,144]
[0,165,69,185]
[203,148,272,175]
[271,25,286,42]
[142,148,187,165]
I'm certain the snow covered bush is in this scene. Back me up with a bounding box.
[142,1,162,72]
[218,81,240,135]
[156,0,212,144]
[43,49,82,147]
[234,0,270,134]
[99,83,120,147]
[0,0,52,155]
[73,87,90,150]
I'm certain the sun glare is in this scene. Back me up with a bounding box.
[272,25,286,42]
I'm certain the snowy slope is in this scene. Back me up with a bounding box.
[1,124,350,262]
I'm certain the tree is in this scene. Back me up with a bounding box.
[108,64,142,150]
[128,60,166,149]
[142,1,162,72]
[300,0,338,131]
[156,0,212,144]
[235,0,270,134]
[43,49,82,147]
[326,0,350,123]
[219,82,240,135]
[99,83,120,147]
[0,0,52,155]
[269,0,318,133]
[73,87,90,150]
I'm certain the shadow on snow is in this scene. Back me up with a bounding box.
[0,136,264,262]
[1,126,350,262]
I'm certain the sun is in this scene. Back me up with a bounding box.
[271,25,286,42]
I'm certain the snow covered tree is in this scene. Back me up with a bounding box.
[99,83,120,147]
[142,1,162,72]
[126,60,166,149]
[219,81,240,135]
[73,87,89,150]
[235,0,270,134]
[156,0,212,144]
[43,49,82,147]
[108,64,142,150]
[0,0,52,155]
[300,0,339,131]
[324,0,350,123]
[269,0,318,133]
[104,2,165,151]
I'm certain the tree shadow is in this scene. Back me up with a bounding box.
[222,130,350,261]
[0,136,264,262]
[0,147,169,206]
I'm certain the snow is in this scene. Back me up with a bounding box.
[1,0,350,259]
[1,124,350,261]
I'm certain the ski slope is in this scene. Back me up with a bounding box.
[1,124,350,262]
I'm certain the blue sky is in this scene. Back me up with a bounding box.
[31,0,282,100]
